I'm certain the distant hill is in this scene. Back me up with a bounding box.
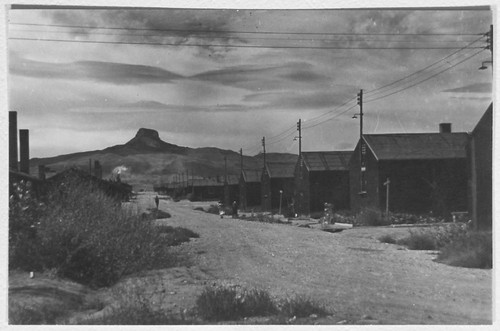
[30,128,297,190]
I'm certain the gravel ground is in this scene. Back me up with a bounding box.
[141,192,492,325]
[9,192,492,325]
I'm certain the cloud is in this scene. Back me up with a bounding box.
[68,100,253,114]
[189,61,333,91]
[10,56,184,84]
[442,83,492,93]
[244,89,356,110]
[44,9,248,60]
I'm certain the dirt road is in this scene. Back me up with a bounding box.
[142,193,492,325]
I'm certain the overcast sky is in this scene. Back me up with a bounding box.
[6,4,493,158]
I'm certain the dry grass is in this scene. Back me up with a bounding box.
[195,285,329,322]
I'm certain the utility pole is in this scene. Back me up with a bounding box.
[240,148,243,174]
[224,156,229,207]
[357,89,364,141]
[297,119,302,158]
[357,89,366,195]
[262,137,266,166]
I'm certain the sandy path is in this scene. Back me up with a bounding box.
[138,193,492,324]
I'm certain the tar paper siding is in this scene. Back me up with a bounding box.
[468,104,492,230]
[350,138,468,216]
[349,139,380,212]
[261,169,294,212]
[239,174,261,211]
[294,159,350,215]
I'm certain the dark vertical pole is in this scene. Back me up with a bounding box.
[89,158,92,175]
[9,111,18,171]
[262,137,266,166]
[357,89,365,194]
[240,148,243,173]
[359,89,363,140]
[224,156,229,206]
[297,119,302,158]
[19,129,29,174]
[239,148,244,210]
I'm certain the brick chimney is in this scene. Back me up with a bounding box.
[439,123,452,133]
[9,111,18,171]
[19,129,29,174]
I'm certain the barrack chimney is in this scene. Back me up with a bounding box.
[439,123,452,133]
[9,111,18,171]
[19,129,30,174]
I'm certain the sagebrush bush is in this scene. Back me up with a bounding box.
[437,231,492,269]
[9,178,177,287]
[195,285,331,322]
[244,213,288,224]
[196,285,277,321]
[357,209,389,226]
[396,223,469,251]
[157,226,200,246]
[278,295,329,318]
[379,234,397,244]
[397,230,437,250]
[9,302,62,325]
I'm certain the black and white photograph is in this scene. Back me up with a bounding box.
[4,0,495,326]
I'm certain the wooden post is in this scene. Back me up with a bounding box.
[384,177,390,219]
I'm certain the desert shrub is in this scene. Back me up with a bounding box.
[157,226,200,246]
[9,181,47,270]
[437,231,492,269]
[9,302,63,325]
[278,295,329,318]
[196,285,277,321]
[357,208,389,226]
[244,213,288,224]
[146,208,171,219]
[389,213,446,225]
[396,223,469,251]
[397,230,437,250]
[309,211,323,220]
[9,178,176,287]
[193,207,204,212]
[395,224,491,268]
[379,234,397,244]
[331,211,357,225]
[84,276,191,325]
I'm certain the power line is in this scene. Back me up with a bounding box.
[240,46,485,151]
[364,34,486,97]
[9,36,484,50]
[9,22,484,37]
[10,28,483,45]
[364,48,486,104]
[363,48,483,102]
[303,104,359,130]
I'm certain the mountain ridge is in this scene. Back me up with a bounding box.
[29,128,297,189]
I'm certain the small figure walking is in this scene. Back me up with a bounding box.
[154,195,159,210]
[232,200,238,218]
